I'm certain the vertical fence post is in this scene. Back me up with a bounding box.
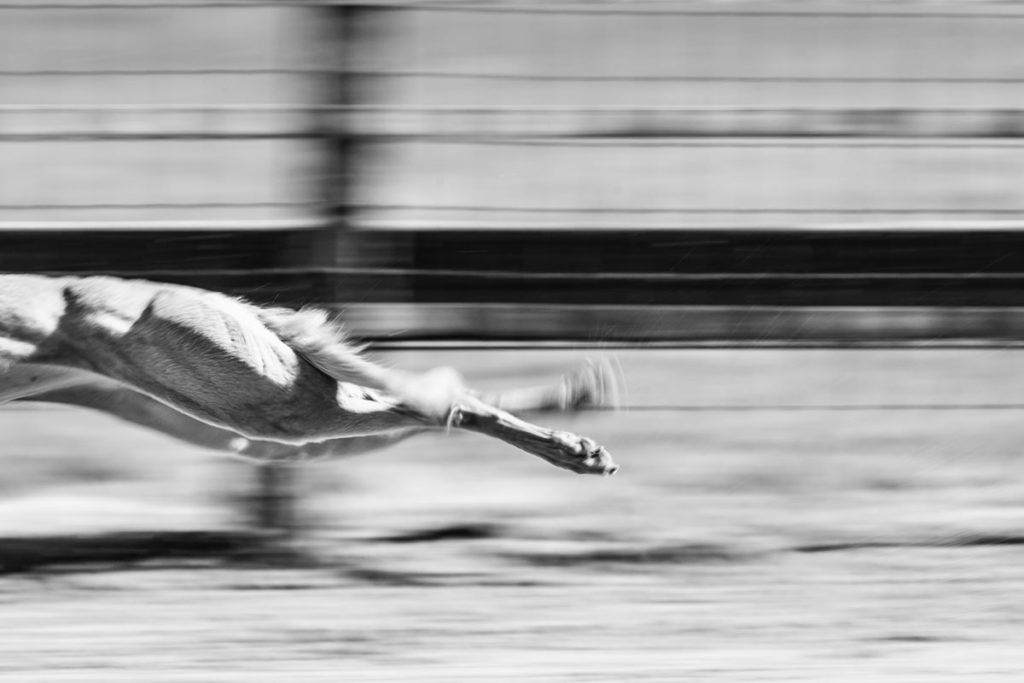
[319,2,379,271]
[250,463,298,536]
[247,3,380,538]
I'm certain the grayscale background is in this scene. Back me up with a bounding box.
[3,2,1024,681]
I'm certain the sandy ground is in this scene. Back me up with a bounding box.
[2,349,1024,680]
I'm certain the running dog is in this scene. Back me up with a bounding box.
[0,274,618,475]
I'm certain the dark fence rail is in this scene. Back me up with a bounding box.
[7,227,1024,310]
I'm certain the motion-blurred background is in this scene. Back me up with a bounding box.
[4,2,1024,680]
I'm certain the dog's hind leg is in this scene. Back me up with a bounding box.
[17,367,618,474]
[471,358,621,414]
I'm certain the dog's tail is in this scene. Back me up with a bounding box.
[256,306,407,395]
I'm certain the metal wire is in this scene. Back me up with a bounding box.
[348,70,1024,85]
[0,218,327,231]
[590,403,1024,413]
[412,137,1024,149]
[0,2,1021,19]
[366,339,1024,351]
[0,68,319,76]
[374,341,1024,413]
[3,105,1022,141]
[0,201,308,211]
[0,2,315,8]
[9,218,1024,232]
[338,4,1024,19]
[9,204,1021,217]
[20,265,1024,282]
[4,69,1024,86]
[1,391,1019,415]
[357,205,1024,216]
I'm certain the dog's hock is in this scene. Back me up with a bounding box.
[393,365,467,423]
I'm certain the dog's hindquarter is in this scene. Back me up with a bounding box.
[1,275,418,443]
[0,274,71,372]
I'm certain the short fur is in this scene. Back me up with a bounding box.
[0,274,618,475]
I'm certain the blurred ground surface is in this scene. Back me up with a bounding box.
[2,349,1024,680]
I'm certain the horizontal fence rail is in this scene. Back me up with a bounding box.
[7,106,1024,140]
[341,106,1024,139]
[0,105,317,140]
[11,227,1024,308]
[0,219,328,231]
[8,69,1024,85]
[7,270,1024,308]
[0,2,1021,17]
[15,227,1024,275]
[0,2,1021,19]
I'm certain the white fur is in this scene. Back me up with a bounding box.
[0,274,618,475]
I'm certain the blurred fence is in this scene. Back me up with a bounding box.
[0,3,326,223]
[338,2,1024,229]
[330,1,1024,344]
[4,0,1024,345]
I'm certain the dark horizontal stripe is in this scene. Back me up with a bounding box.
[351,227,1024,276]
[347,70,1024,85]
[0,133,320,142]
[0,202,307,211]
[9,227,1024,306]
[9,269,1024,307]
[0,229,316,272]
[367,339,1024,350]
[344,304,1024,345]
[362,273,1024,306]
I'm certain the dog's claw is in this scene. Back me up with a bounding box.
[557,433,618,476]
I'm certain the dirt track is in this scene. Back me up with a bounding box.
[3,350,1024,681]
